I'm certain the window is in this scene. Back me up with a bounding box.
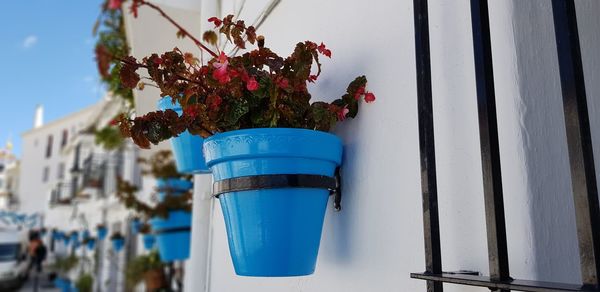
[45,135,53,158]
[42,167,49,183]
[61,129,68,148]
[0,244,20,262]
[57,163,65,180]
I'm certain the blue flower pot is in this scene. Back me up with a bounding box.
[158,97,210,174]
[156,178,193,201]
[112,238,125,252]
[150,211,191,262]
[54,277,75,292]
[131,219,142,234]
[203,128,342,276]
[81,230,90,240]
[86,238,96,251]
[63,236,70,245]
[142,234,156,250]
[97,227,107,240]
[70,233,79,242]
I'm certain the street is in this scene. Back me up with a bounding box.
[14,272,59,292]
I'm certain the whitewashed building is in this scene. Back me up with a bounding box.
[0,143,19,211]
[121,1,600,292]
[17,97,148,291]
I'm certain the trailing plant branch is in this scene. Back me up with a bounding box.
[130,0,219,58]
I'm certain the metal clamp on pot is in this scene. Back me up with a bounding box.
[212,167,343,211]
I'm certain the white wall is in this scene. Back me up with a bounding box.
[120,0,600,291]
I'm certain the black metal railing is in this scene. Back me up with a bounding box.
[80,152,124,198]
[49,182,76,205]
[410,0,600,291]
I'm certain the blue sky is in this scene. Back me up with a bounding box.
[0,0,105,157]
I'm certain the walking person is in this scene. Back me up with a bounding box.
[28,231,47,273]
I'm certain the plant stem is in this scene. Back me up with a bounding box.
[137,0,219,58]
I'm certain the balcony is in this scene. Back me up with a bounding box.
[49,182,75,207]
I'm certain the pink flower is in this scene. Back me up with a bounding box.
[108,0,122,10]
[246,77,259,91]
[337,106,349,121]
[354,86,365,100]
[364,92,376,103]
[212,52,230,84]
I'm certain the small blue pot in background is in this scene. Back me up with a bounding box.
[142,233,156,250]
[150,211,191,262]
[81,230,90,241]
[156,178,193,201]
[54,277,74,292]
[112,238,125,252]
[70,232,79,243]
[131,219,142,234]
[86,238,96,251]
[203,128,342,277]
[157,97,209,174]
[97,226,107,240]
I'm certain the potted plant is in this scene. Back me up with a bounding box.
[51,229,61,241]
[139,223,156,250]
[80,229,91,241]
[130,217,142,234]
[83,237,96,251]
[125,251,167,291]
[51,254,79,292]
[108,1,374,276]
[96,224,108,240]
[158,97,209,174]
[116,151,193,262]
[137,150,193,201]
[110,232,125,252]
[74,273,93,292]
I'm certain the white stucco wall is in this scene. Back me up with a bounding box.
[121,0,600,291]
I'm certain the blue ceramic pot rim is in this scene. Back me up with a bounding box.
[150,210,192,229]
[203,128,343,168]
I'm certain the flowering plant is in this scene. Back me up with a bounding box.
[116,151,192,219]
[101,0,375,149]
[116,178,192,219]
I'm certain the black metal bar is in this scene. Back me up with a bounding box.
[411,273,597,292]
[551,0,600,288]
[413,0,443,291]
[470,0,511,289]
[212,174,337,197]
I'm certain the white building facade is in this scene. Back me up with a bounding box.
[0,145,19,211]
[17,97,148,291]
